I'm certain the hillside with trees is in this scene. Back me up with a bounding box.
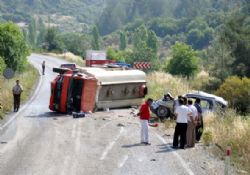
[0,0,106,29]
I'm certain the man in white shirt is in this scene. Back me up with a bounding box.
[186,100,198,147]
[173,98,191,149]
[12,80,23,112]
[173,95,182,111]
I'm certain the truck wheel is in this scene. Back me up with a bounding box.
[156,106,169,119]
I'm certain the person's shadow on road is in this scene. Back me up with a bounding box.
[156,143,177,153]
[25,112,70,118]
[122,143,145,148]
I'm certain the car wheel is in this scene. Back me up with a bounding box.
[156,106,169,118]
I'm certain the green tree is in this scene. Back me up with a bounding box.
[119,31,127,50]
[0,22,30,71]
[129,25,159,68]
[133,25,148,51]
[106,47,117,60]
[28,18,36,46]
[167,42,199,79]
[147,30,158,54]
[22,28,29,43]
[218,11,250,77]
[37,18,46,46]
[45,28,64,51]
[207,39,234,81]
[186,18,214,49]
[61,33,91,57]
[91,26,100,50]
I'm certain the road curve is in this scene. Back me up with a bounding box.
[0,54,226,175]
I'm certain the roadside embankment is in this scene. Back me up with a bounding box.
[0,63,39,119]
[203,111,250,174]
[147,71,249,174]
[146,71,191,99]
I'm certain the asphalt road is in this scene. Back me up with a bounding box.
[0,54,226,175]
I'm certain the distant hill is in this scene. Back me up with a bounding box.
[0,0,106,27]
[0,0,247,35]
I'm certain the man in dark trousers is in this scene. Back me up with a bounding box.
[12,80,23,112]
[138,98,153,145]
[194,98,203,142]
[173,98,191,149]
[42,61,45,75]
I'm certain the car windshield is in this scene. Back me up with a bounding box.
[200,99,213,110]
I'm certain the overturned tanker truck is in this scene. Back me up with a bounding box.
[49,67,148,113]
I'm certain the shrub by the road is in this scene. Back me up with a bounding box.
[216,76,250,114]
[203,110,250,173]
[0,63,38,119]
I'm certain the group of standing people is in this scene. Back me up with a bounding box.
[173,96,203,149]
[138,96,203,149]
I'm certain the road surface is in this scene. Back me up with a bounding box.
[0,54,226,175]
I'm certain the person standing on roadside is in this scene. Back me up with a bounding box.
[173,98,191,149]
[138,98,153,145]
[186,100,198,147]
[173,95,182,111]
[183,97,188,105]
[194,98,203,142]
[42,61,45,75]
[12,80,23,112]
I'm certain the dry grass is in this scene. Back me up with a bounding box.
[203,110,250,174]
[190,70,210,90]
[0,63,38,119]
[147,71,191,99]
[44,52,85,67]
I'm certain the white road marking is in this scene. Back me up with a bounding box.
[0,67,43,131]
[118,155,128,168]
[155,133,195,175]
[100,127,124,160]
[97,120,113,132]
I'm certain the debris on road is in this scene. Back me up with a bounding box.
[117,123,125,127]
[149,123,158,127]
[72,112,85,118]
[162,134,171,137]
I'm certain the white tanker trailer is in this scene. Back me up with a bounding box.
[49,67,148,113]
